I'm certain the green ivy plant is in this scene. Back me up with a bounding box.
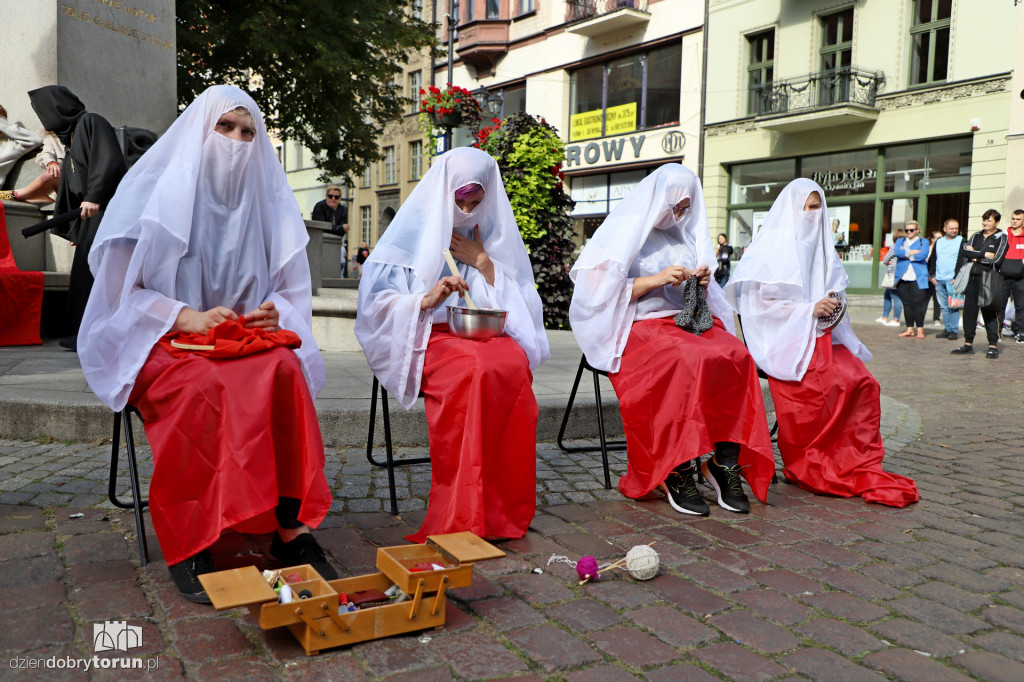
[479,113,576,329]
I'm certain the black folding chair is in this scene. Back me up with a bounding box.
[109,406,150,565]
[555,355,625,490]
[366,377,431,515]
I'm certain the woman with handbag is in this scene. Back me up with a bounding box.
[951,209,1008,359]
[570,165,774,517]
[875,228,905,327]
[726,179,919,508]
[892,221,930,339]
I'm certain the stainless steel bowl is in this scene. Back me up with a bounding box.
[446,306,507,340]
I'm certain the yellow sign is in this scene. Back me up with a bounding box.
[570,108,603,141]
[605,102,637,136]
[569,102,638,141]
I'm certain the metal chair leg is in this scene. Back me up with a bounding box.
[366,377,429,516]
[556,357,587,451]
[109,408,149,566]
[591,363,612,490]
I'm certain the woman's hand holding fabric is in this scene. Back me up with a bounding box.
[694,264,712,288]
[172,306,239,334]
[421,275,469,311]
[813,296,839,317]
[631,265,690,300]
[450,225,495,285]
[243,301,280,332]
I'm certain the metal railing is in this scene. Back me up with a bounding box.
[566,0,649,24]
[749,67,885,117]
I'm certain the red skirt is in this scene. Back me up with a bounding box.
[130,344,332,565]
[406,324,538,543]
[609,317,775,503]
[767,334,919,508]
[0,204,43,346]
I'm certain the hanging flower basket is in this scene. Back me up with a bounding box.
[419,84,481,130]
[429,109,462,129]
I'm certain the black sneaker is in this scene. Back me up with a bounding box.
[947,332,958,341]
[270,532,338,580]
[702,456,750,514]
[168,550,215,604]
[661,461,710,516]
[986,347,998,359]
[950,345,974,355]
[58,336,78,352]
[1016,334,1024,345]
[934,330,950,338]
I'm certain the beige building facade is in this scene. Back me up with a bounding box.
[704,0,1018,292]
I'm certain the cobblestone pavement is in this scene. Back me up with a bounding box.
[2,322,1024,681]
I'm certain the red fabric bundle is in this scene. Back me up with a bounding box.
[158,318,301,358]
[0,203,44,346]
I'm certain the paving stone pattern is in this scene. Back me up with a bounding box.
[1,324,1024,680]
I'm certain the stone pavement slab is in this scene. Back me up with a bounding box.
[1,320,1024,680]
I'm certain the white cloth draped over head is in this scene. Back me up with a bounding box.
[78,84,324,410]
[568,163,735,373]
[724,177,870,381]
[355,146,549,409]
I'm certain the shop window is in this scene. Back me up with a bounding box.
[882,138,970,192]
[747,30,775,115]
[570,169,651,216]
[501,85,526,118]
[569,44,682,141]
[409,141,423,180]
[801,149,877,197]
[729,158,796,205]
[910,0,951,86]
[383,146,396,185]
[819,8,853,106]
[361,206,372,244]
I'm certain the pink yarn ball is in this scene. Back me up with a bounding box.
[576,555,600,581]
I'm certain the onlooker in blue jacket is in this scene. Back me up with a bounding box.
[928,218,963,340]
[893,221,931,339]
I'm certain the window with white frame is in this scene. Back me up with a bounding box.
[360,206,372,244]
[409,71,422,114]
[383,146,396,185]
[909,0,951,86]
[361,164,372,188]
[410,140,423,180]
[518,0,535,15]
[746,30,775,115]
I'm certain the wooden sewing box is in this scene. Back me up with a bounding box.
[198,531,504,655]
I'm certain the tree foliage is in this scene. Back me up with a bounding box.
[479,113,576,329]
[176,0,438,181]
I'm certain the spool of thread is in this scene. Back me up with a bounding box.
[625,545,659,580]
[279,585,293,604]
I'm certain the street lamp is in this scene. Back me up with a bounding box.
[472,86,505,118]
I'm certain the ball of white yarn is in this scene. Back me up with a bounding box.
[625,545,659,580]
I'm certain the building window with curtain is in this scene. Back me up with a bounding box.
[410,140,423,180]
[569,43,681,141]
[518,0,535,15]
[409,71,422,114]
[361,206,372,244]
[486,0,500,19]
[909,0,951,86]
[383,146,396,185]
[819,7,853,106]
[747,29,775,115]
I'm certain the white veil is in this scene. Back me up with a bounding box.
[78,85,324,410]
[355,147,549,409]
[569,164,735,373]
[724,178,869,381]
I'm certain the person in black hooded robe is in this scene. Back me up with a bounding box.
[28,86,127,350]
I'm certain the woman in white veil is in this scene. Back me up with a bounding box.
[570,164,774,517]
[78,85,336,603]
[356,147,549,543]
[725,178,918,508]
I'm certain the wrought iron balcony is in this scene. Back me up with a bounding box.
[749,67,885,133]
[565,0,650,38]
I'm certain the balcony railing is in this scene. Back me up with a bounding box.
[749,67,885,117]
[566,0,649,24]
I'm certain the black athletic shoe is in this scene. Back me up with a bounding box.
[986,347,998,359]
[1015,334,1024,345]
[168,550,215,604]
[58,336,78,352]
[661,461,710,516]
[702,456,750,514]
[270,532,338,580]
[934,330,950,338]
[947,332,958,341]
[950,345,974,355]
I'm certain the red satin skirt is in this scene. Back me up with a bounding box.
[0,204,43,346]
[609,317,775,503]
[406,324,538,543]
[767,334,919,508]
[130,344,332,565]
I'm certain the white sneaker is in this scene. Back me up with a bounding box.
[875,317,887,325]
[885,320,900,327]
[933,320,943,328]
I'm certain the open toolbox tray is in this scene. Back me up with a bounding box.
[198,532,504,654]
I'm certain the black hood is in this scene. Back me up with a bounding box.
[28,86,86,146]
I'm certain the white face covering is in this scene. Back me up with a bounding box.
[199,132,255,208]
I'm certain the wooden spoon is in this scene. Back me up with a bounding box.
[443,249,477,310]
